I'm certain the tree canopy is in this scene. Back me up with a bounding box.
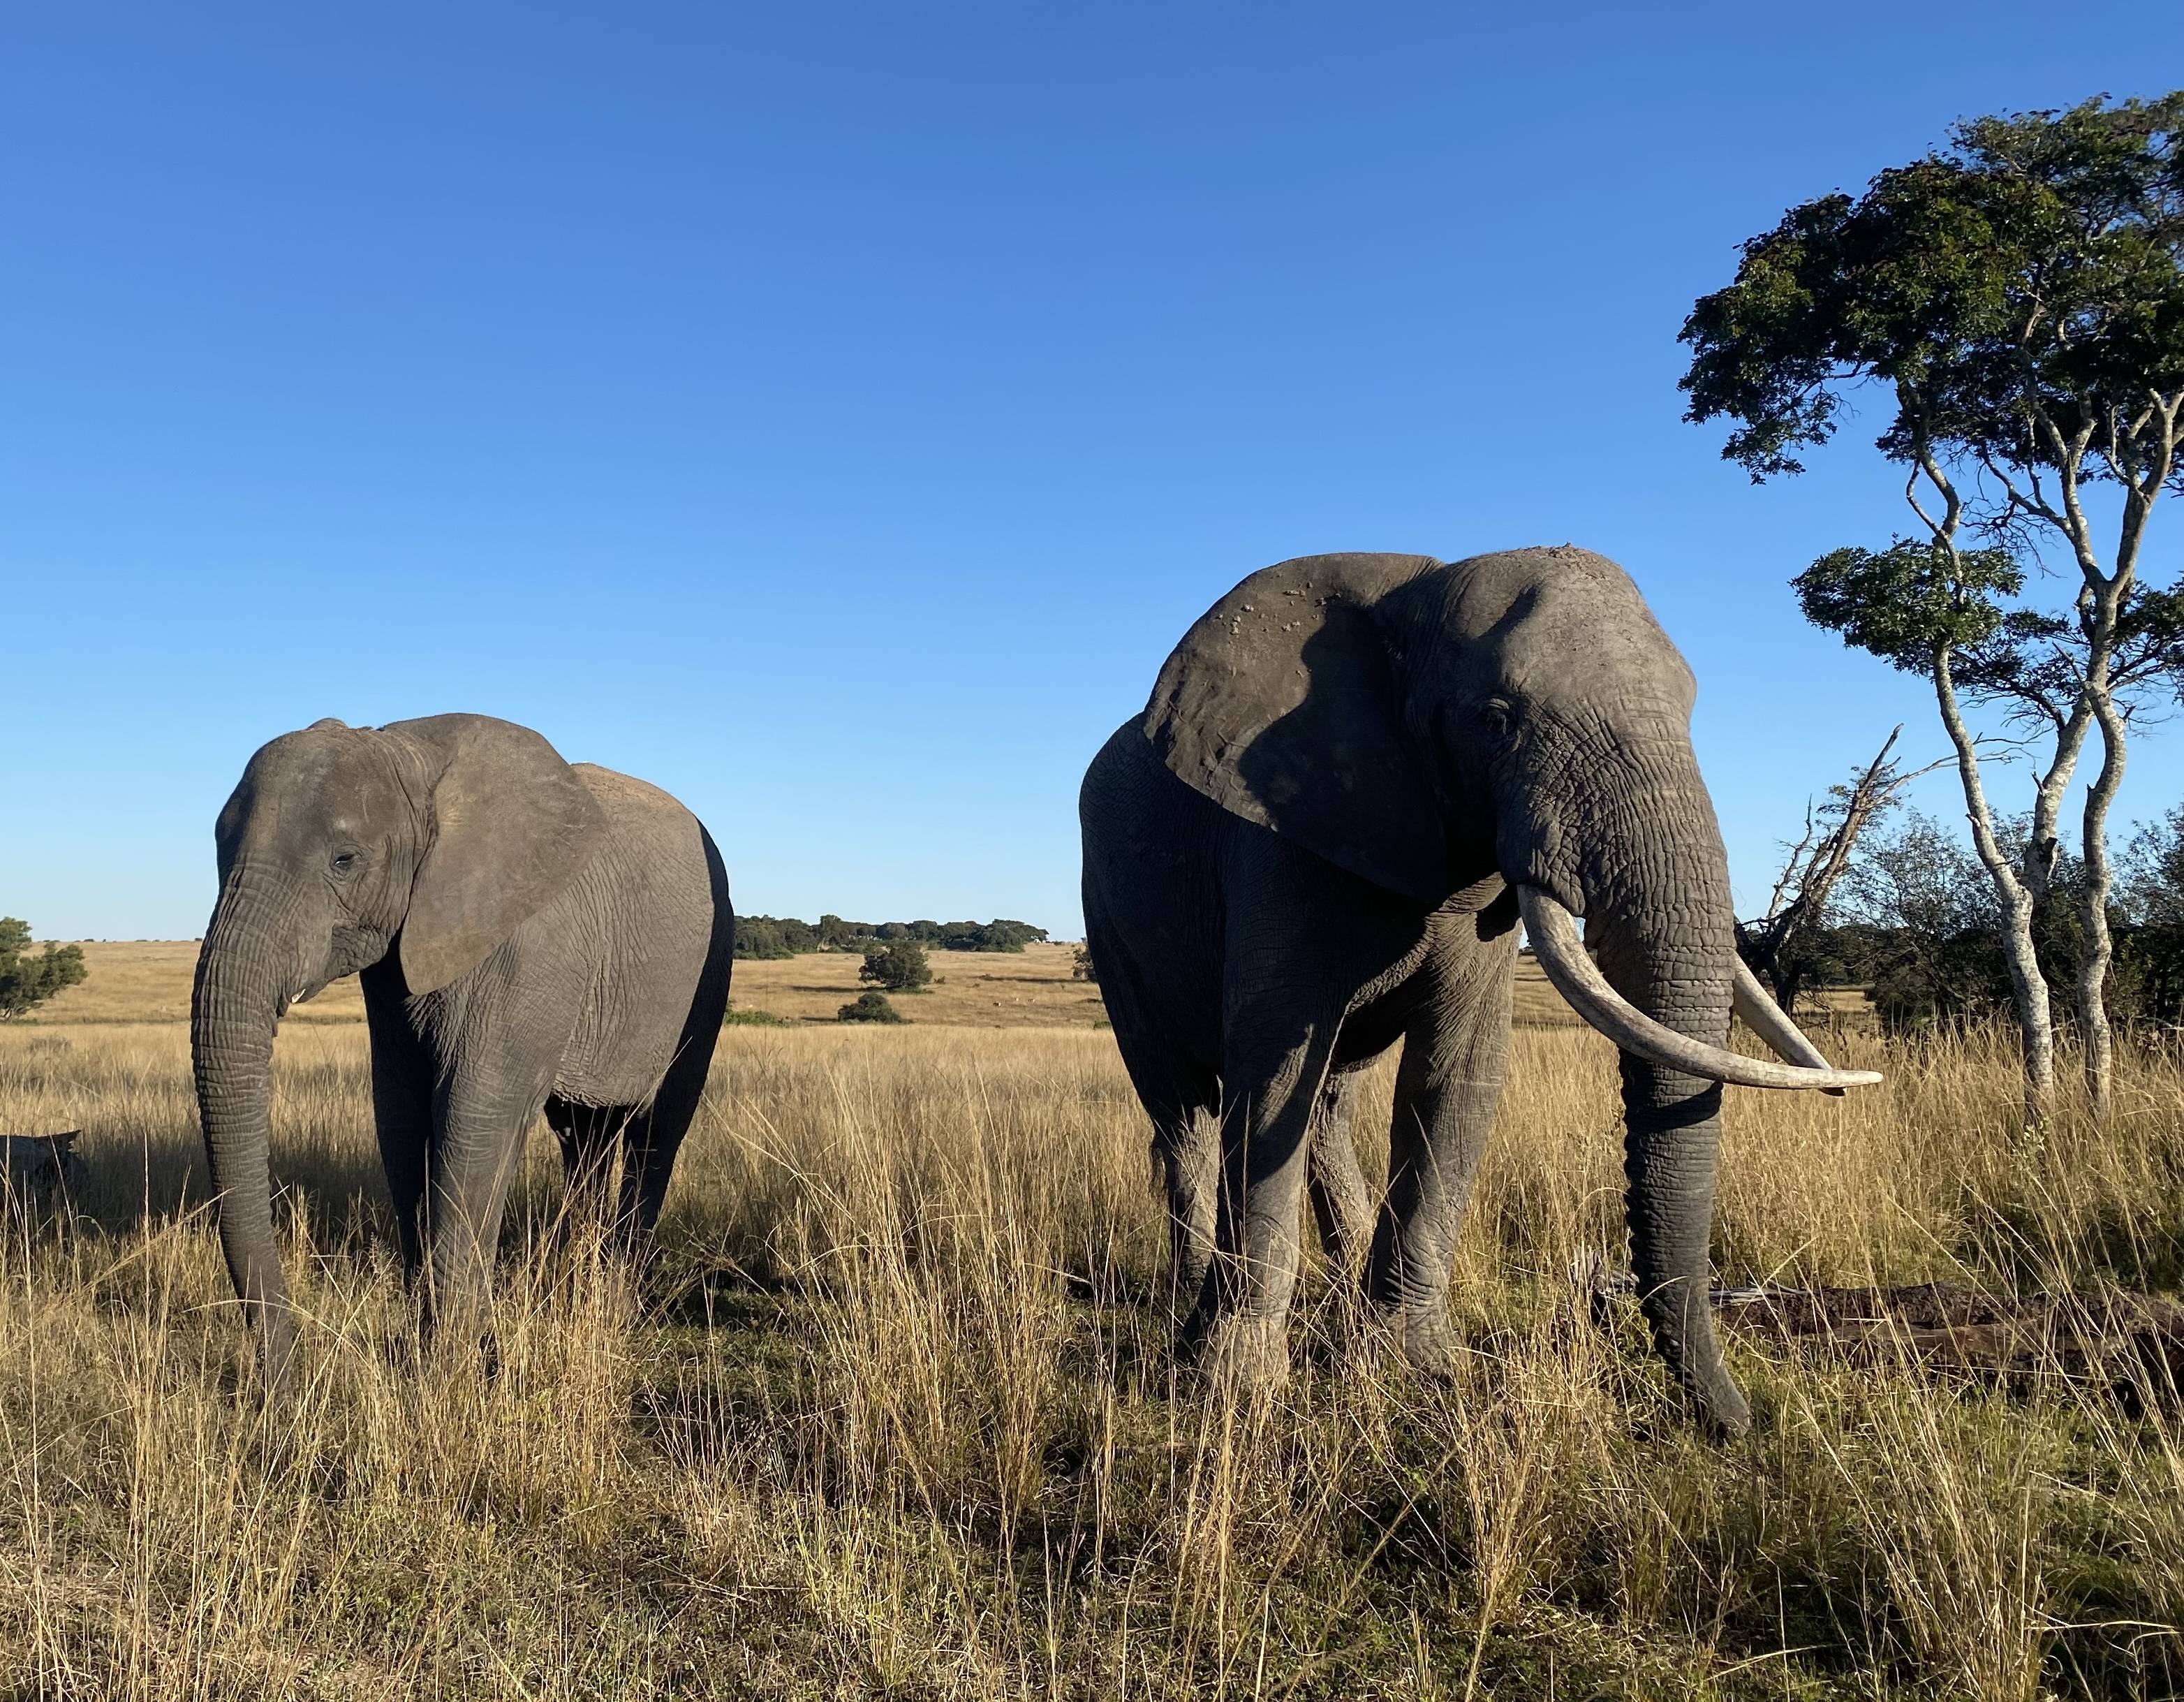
[1682,93,2184,496]
[837,991,906,1025]
[0,920,87,1021]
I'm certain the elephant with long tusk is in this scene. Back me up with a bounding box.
[1079,547,1880,1436]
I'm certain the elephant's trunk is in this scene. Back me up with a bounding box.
[190,870,302,1387]
[1550,733,1753,1437]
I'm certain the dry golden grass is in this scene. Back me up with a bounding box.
[725,943,1109,1027]
[32,940,1591,1032]
[31,942,368,1027]
[0,1003,2178,1697]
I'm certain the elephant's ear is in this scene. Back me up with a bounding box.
[1143,552,1454,905]
[391,714,609,996]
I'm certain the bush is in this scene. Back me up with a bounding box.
[837,991,905,1024]
[859,940,932,992]
[0,920,86,1020]
[721,1004,790,1027]
[1070,944,1098,983]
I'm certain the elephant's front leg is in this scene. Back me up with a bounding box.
[424,1055,557,1351]
[1367,924,1517,1377]
[362,966,432,1285]
[1185,1015,1343,1391]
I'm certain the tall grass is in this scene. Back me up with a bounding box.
[0,1018,2178,1698]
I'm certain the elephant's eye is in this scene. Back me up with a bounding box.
[1480,697,1515,734]
[331,851,359,878]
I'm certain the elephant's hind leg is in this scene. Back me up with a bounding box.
[545,1094,628,1241]
[1305,1071,1374,1279]
[616,839,732,1258]
[1081,882,1220,1316]
[612,1023,720,1257]
[1151,1104,1220,1316]
[1188,1011,1344,1392]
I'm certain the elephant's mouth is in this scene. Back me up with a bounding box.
[1518,886,1881,1093]
[293,925,390,1004]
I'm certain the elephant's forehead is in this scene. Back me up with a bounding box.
[1445,549,1688,677]
[239,735,396,840]
[1496,594,1691,700]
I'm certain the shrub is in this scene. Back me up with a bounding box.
[0,920,86,1020]
[859,940,932,992]
[1070,944,1098,983]
[721,1004,791,1027]
[837,991,905,1024]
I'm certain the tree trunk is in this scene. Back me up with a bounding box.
[1932,648,2056,1127]
[2078,686,2127,1124]
[1998,888,2056,1120]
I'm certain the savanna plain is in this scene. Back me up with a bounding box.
[1,943,2180,1699]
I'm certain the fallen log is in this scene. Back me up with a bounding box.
[2,1131,85,1225]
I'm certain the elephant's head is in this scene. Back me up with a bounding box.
[1144,547,1878,1435]
[190,712,607,1381]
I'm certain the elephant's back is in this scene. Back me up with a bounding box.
[549,765,726,1107]
[1080,719,1220,833]
[573,763,697,833]
[570,763,729,929]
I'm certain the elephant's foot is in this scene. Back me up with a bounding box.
[1168,1256,1213,1327]
[1642,1294,1755,1440]
[1183,1309,1292,1395]
[1383,1305,1461,1382]
[251,1307,300,1397]
[1681,1365,1753,1441]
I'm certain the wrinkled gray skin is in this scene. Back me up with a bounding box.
[191,714,734,1385]
[1082,548,1751,1435]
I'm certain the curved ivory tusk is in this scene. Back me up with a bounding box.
[1731,959,1849,1096]
[1518,887,1883,1092]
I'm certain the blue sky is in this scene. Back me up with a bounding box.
[5,3,2181,940]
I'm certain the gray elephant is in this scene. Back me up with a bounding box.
[191,713,735,1382]
[1080,548,1877,1435]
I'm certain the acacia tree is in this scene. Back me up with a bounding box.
[859,939,933,993]
[0,919,87,1020]
[1682,93,2184,1122]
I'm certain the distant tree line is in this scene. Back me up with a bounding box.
[733,914,1048,961]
